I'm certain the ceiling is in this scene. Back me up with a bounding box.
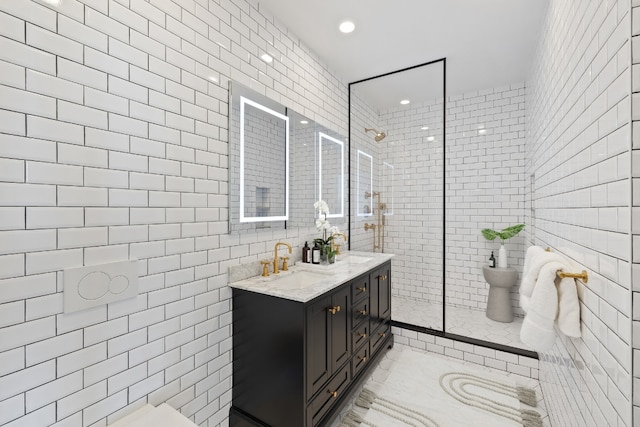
[256,0,548,108]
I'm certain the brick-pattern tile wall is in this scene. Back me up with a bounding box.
[0,0,348,426]
[631,0,640,424]
[527,0,632,426]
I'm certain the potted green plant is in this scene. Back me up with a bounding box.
[481,224,525,268]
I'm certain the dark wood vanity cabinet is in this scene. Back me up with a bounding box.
[230,261,392,427]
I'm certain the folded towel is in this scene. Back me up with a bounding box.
[556,276,581,338]
[520,261,565,352]
[519,246,566,311]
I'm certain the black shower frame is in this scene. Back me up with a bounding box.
[347,57,537,360]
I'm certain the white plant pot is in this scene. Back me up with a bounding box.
[498,244,507,268]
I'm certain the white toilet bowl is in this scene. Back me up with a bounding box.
[108,403,198,427]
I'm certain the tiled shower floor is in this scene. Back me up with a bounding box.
[392,296,532,351]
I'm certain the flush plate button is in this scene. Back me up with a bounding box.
[64,260,139,314]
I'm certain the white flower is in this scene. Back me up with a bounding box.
[329,226,340,235]
[314,200,330,216]
[316,218,330,231]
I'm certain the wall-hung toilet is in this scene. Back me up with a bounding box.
[107,403,197,427]
[482,265,518,323]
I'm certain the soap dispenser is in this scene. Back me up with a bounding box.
[311,241,320,264]
[489,251,496,268]
[302,241,310,263]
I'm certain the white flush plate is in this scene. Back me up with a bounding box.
[64,260,139,314]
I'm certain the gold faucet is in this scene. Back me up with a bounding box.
[364,223,376,231]
[273,241,292,274]
[331,233,348,254]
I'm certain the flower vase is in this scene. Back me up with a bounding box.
[320,245,328,264]
[327,252,336,264]
[498,244,507,268]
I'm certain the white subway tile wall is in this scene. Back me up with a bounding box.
[632,0,640,425]
[0,0,347,425]
[528,1,632,426]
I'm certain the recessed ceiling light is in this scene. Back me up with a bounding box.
[421,126,429,130]
[400,99,410,105]
[427,136,435,142]
[260,53,273,63]
[300,120,308,124]
[478,129,487,134]
[339,21,355,33]
[40,0,61,5]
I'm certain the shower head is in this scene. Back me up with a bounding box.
[364,128,386,142]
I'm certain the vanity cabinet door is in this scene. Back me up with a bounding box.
[306,285,351,401]
[330,286,351,373]
[306,294,331,399]
[370,263,391,332]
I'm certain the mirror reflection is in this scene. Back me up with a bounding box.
[240,97,289,222]
[319,132,344,218]
[229,81,347,234]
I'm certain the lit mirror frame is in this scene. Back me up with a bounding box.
[356,149,373,217]
[239,96,290,223]
[318,132,345,218]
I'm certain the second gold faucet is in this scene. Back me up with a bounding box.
[273,241,292,274]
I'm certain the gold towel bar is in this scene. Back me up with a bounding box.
[543,247,588,283]
[557,270,588,283]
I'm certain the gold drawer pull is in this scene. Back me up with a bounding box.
[358,355,367,361]
[377,275,387,280]
[328,390,337,398]
[379,332,386,337]
[357,286,366,292]
[358,332,367,338]
[328,306,341,315]
[358,309,367,315]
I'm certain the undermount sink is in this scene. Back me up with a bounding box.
[343,255,372,264]
[265,270,327,290]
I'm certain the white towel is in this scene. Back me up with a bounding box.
[520,261,565,352]
[520,260,582,351]
[556,275,581,338]
[519,246,566,312]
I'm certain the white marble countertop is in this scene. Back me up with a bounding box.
[229,251,394,303]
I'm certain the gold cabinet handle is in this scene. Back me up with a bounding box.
[358,355,367,361]
[379,332,386,337]
[358,332,367,338]
[377,275,387,280]
[328,306,341,315]
[357,286,366,292]
[358,309,367,315]
[328,390,337,398]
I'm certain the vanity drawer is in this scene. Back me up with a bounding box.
[370,324,390,355]
[307,364,351,427]
[351,344,369,378]
[350,276,369,303]
[352,321,369,352]
[352,299,369,327]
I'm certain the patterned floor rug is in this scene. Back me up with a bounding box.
[338,347,542,427]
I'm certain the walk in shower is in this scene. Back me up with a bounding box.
[348,58,530,353]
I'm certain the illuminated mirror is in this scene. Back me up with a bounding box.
[356,150,373,217]
[319,132,344,218]
[240,96,289,222]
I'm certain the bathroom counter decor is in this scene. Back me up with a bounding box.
[230,253,394,427]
